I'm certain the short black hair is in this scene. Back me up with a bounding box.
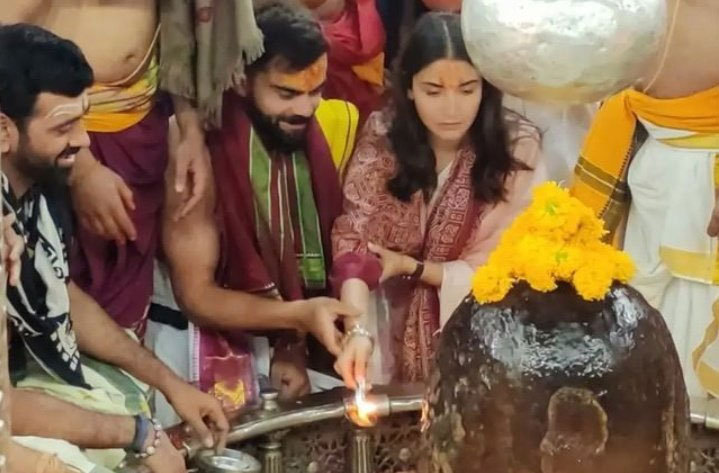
[0,23,94,127]
[247,1,328,76]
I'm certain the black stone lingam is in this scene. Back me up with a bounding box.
[425,281,689,473]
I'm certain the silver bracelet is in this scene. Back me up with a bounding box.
[342,325,375,349]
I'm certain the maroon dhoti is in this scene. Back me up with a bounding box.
[71,102,169,334]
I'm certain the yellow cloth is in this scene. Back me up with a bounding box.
[571,85,719,240]
[351,53,385,87]
[573,85,719,402]
[315,98,360,176]
[83,56,159,133]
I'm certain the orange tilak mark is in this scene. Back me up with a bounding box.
[274,54,328,93]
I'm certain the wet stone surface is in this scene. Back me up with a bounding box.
[425,282,690,473]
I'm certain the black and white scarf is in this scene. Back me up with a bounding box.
[2,174,87,387]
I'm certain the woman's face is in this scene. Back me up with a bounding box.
[410,59,482,146]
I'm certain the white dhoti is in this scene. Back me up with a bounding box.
[624,119,719,407]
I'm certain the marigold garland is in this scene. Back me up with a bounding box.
[471,182,635,303]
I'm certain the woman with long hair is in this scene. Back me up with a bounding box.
[331,12,547,386]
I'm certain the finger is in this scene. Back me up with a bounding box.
[367,242,381,255]
[354,348,368,388]
[335,352,357,390]
[8,238,23,287]
[79,216,94,234]
[100,215,125,245]
[116,178,136,211]
[174,151,190,194]
[321,327,343,357]
[112,203,137,242]
[184,412,215,449]
[330,300,361,318]
[9,259,21,287]
[9,235,23,261]
[177,183,203,221]
[205,404,230,451]
[90,217,111,240]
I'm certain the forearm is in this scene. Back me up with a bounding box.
[68,282,184,394]
[179,282,308,332]
[340,278,370,327]
[11,389,134,449]
[171,94,203,138]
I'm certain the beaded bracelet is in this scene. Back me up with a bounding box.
[134,417,162,460]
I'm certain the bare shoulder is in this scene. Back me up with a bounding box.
[0,0,47,23]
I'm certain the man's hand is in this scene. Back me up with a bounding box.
[172,130,211,221]
[297,297,360,356]
[70,155,136,244]
[270,342,311,400]
[2,213,23,286]
[334,333,373,390]
[142,430,186,473]
[708,186,719,237]
[164,381,229,450]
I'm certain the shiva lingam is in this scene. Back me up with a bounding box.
[424,183,691,473]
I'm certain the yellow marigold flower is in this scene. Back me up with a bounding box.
[470,182,636,304]
[472,265,513,303]
[573,261,615,301]
[611,250,636,282]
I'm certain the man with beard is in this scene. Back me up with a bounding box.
[0,24,228,473]
[149,1,360,417]
[0,0,212,336]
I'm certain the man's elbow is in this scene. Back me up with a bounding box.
[174,280,218,329]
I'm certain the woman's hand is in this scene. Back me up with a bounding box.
[367,242,417,282]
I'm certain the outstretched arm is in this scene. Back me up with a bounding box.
[161,119,355,354]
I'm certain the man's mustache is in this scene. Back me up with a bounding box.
[279,115,311,126]
[56,146,80,160]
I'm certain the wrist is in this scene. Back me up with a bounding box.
[287,300,310,332]
[403,256,419,275]
[68,151,99,186]
[118,416,138,449]
[156,370,185,399]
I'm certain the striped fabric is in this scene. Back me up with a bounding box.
[571,85,719,242]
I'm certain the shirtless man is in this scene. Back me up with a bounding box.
[572,0,719,410]
[0,1,209,333]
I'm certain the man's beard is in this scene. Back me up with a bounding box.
[16,142,78,187]
[245,100,310,154]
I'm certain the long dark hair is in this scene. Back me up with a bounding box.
[387,12,530,204]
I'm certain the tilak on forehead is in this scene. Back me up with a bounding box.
[420,60,479,89]
[271,54,328,93]
[45,93,89,119]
